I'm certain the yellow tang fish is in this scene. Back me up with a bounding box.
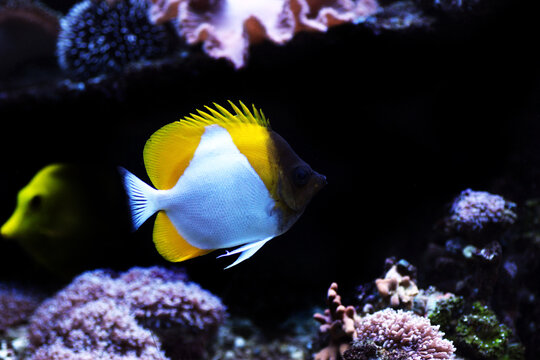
[119,101,326,268]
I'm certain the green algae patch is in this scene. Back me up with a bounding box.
[427,296,524,360]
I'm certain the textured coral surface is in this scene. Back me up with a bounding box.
[0,284,41,332]
[28,267,226,359]
[355,308,455,360]
[149,0,379,68]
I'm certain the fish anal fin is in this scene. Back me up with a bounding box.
[153,211,212,262]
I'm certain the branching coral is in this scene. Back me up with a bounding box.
[148,0,379,68]
[313,282,360,360]
[354,309,456,360]
[28,266,226,359]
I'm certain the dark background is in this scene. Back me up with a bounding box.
[1,0,539,330]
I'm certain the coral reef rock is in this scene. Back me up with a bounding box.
[149,0,379,68]
[28,266,226,359]
[424,189,517,301]
[57,0,177,79]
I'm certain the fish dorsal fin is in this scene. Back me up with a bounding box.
[143,101,272,190]
[184,101,270,129]
[153,211,212,262]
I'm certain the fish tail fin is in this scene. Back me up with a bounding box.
[118,167,159,231]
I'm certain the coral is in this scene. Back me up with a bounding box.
[454,302,523,360]
[444,189,516,236]
[422,290,464,328]
[57,0,177,79]
[375,258,419,309]
[0,283,42,332]
[313,282,360,360]
[422,293,525,360]
[148,0,379,68]
[28,266,226,359]
[354,308,456,360]
[31,298,168,360]
[424,189,517,301]
[342,339,412,360]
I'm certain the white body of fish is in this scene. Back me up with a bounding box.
[120,125,280,268]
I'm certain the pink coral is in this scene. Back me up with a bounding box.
[149,0,379,68]
[313,283,361,360]
[28,267,226,359]
[355,309,456,360]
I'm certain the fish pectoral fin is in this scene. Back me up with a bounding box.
[154,211,212,262]
[218,237,272,269]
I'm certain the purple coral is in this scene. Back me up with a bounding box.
[28,266,226,359]
[354,309,455,360]
[446,189,516,233]
[0,283,42,332]
[30,298,167,360]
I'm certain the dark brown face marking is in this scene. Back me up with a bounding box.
[269,131,326,228]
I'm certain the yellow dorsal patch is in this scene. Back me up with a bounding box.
[153,211,212,262]
[143,101,277,193]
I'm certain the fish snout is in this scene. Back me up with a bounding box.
[1,218,16,239]
[313,171,327,191]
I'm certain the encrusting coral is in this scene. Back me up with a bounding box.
[28,266,226,359]
[148,0,379,68]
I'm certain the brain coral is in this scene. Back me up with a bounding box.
[149,0,379,68]
[353,309,456,360]
[57,0,176,79]
[28,266,226,359]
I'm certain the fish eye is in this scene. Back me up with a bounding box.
[29,195,42,211]
[292,166,311,187]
